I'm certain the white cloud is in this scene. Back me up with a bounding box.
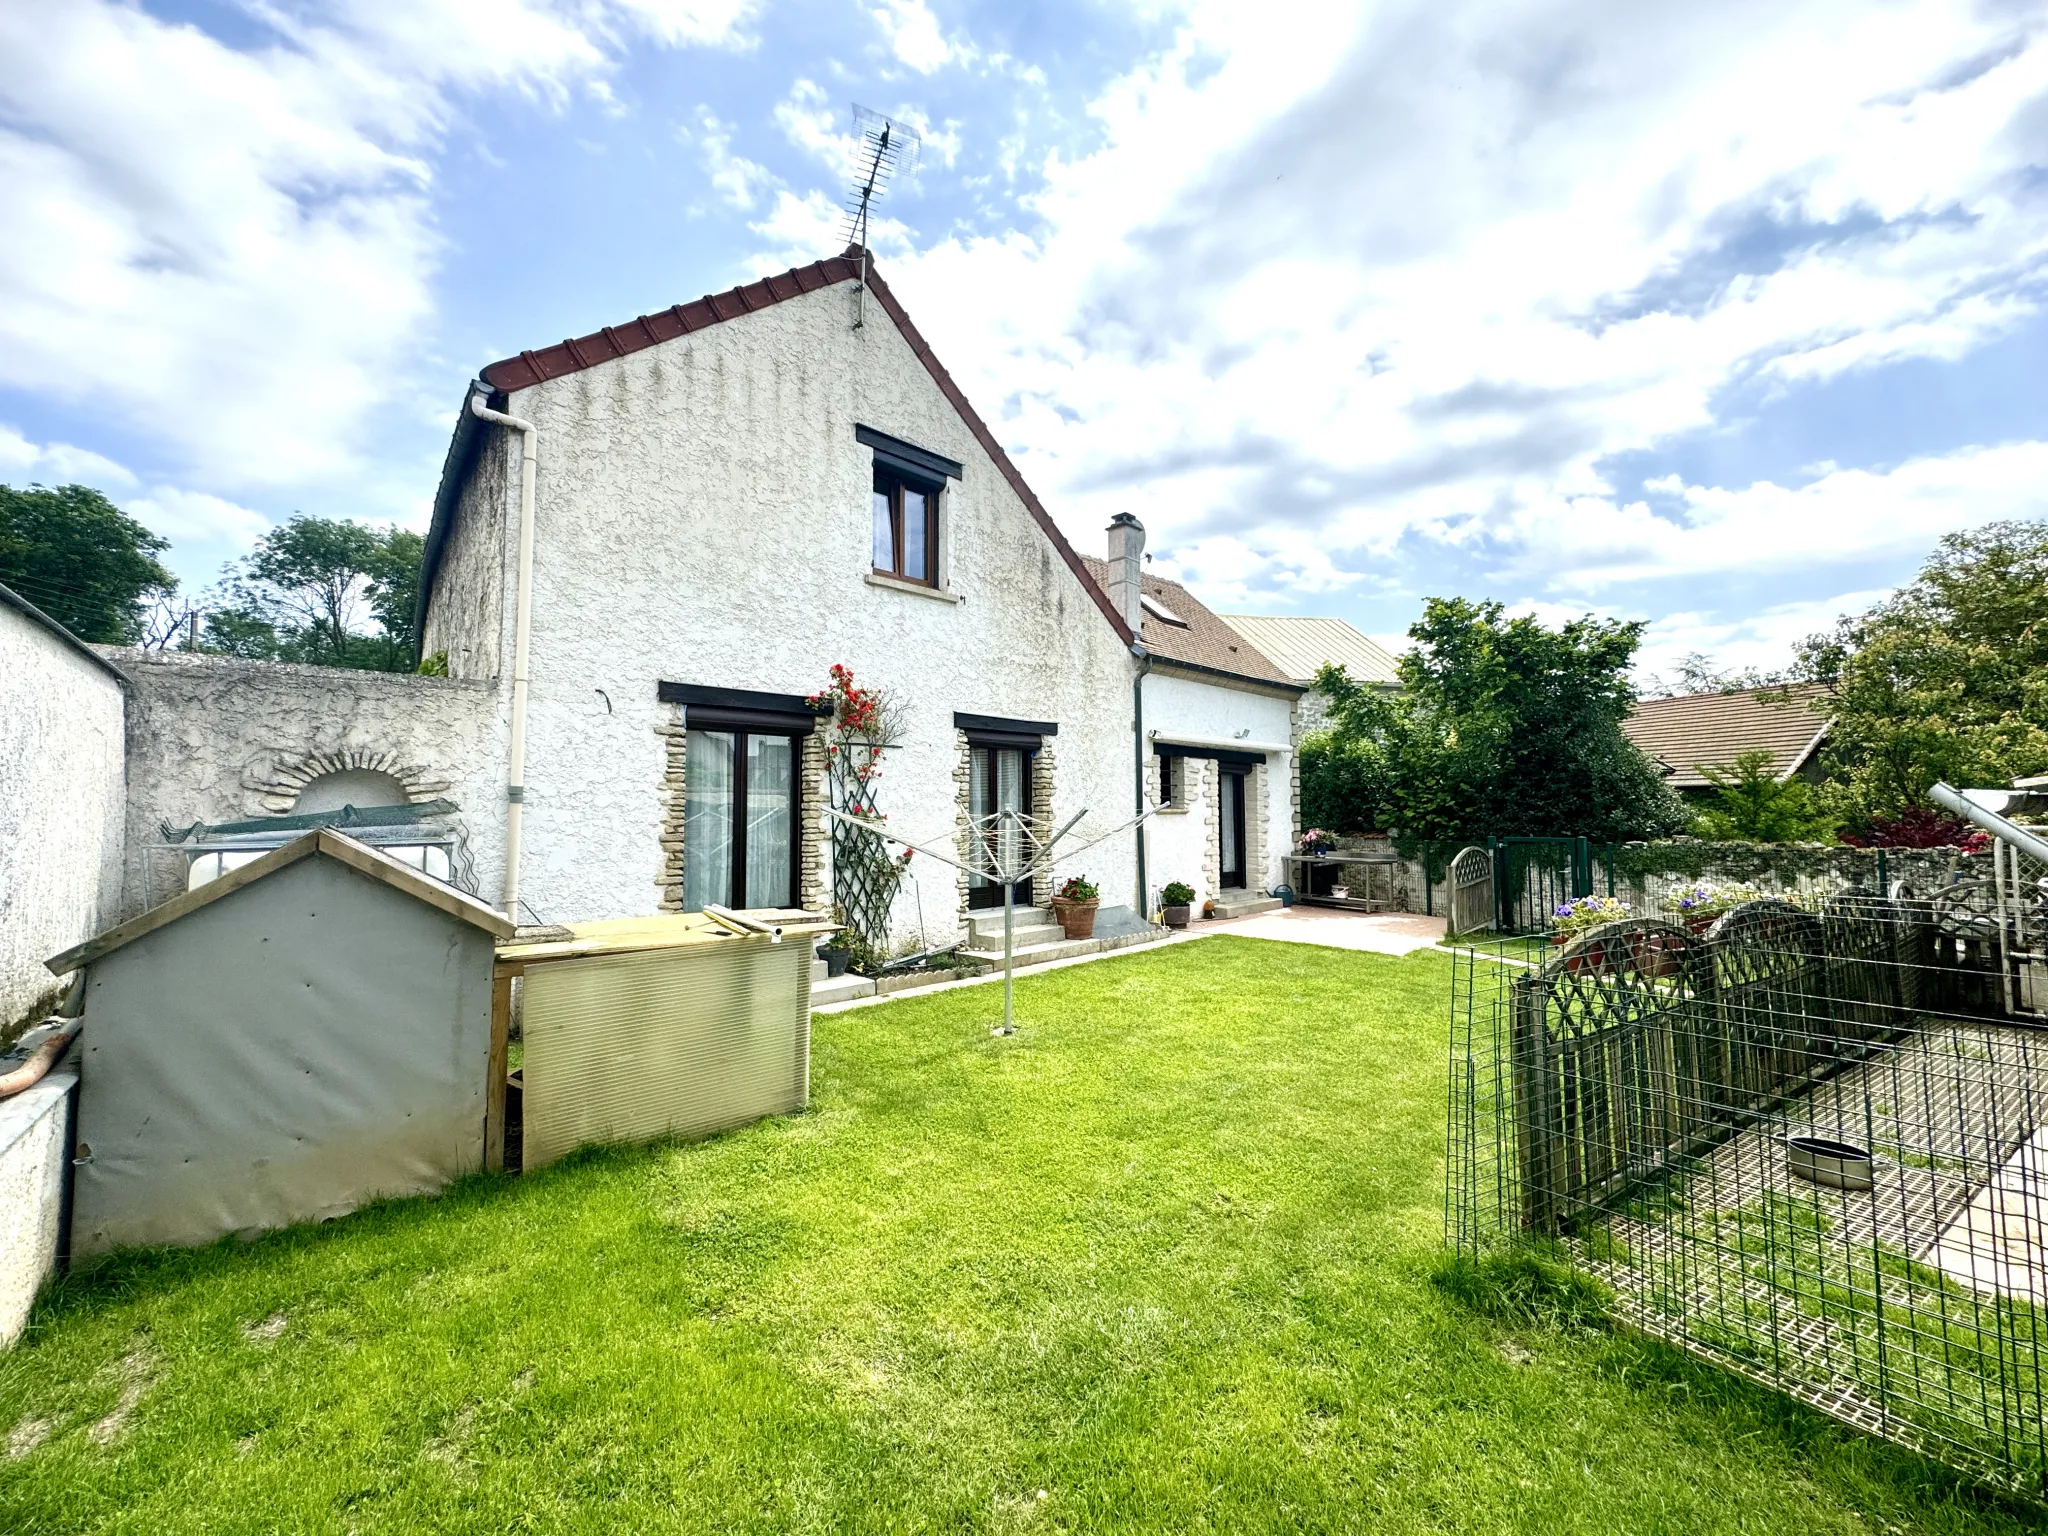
[869,0,966,75]
[0,0,754,492]
[774,79,858,168]
[0,425,140,493]
[856,0,2048,613]
[0,424,270,589]
[610,0,762,49]
[1634,589,1892,689]
[685,107,778,209]
[1502,441,2048,592]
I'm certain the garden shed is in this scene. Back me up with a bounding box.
[46,829,513,1257]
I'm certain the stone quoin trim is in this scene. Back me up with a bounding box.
[657,705,828,913]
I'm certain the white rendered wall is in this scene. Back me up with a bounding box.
[468,278,1142,943]
[1140,669,1296,907]
[0,603,124,1030]
[99,651,507,919]
[0,1070,74,1346]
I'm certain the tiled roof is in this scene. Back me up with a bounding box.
[442,249,1131,645]
[1217,614,1401,687]
[1078,558,1298,688]
[1622,683,1834,789]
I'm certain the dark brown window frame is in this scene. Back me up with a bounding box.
[873,464,942,587]
[678,700,812,912]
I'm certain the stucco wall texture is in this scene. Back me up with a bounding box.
[0,1070,74,1346]
[461,277,1143,942]
[1142,670,1296,909]
[0,603,125,1029]
[98,650,506,920]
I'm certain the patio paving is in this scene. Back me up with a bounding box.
[1190,905,1447,955]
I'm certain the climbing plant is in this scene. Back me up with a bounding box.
[808,664,912,975]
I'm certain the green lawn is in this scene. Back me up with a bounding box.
[1,937,2037,1533]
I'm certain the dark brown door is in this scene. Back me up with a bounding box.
[1219,768,1247,889]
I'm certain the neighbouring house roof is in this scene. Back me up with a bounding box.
[46,828,514,977]
[1622,683,1834,790]
[1215,614,1400,688]
[1078,559,1299,690]
[417,248,1131,651]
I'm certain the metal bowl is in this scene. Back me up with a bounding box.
[1785,1135,1875,1192]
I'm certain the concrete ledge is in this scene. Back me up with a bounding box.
[0,1069,75,1347]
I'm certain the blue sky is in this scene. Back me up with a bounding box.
[3,0,2045,684]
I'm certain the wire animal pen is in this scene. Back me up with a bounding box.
[1446,791,2048,1496]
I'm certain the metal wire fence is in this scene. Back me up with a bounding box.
[1447,876,2048,1496]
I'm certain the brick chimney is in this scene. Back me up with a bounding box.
[1106,513,1145,635]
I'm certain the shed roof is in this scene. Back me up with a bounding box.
[1216,614,1401,688]
[1621,683,1834,790]
[47,828,514,976]
[1077,559,1298,690]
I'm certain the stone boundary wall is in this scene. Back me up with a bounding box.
[99,650,506,921]
[1,599,125,1034]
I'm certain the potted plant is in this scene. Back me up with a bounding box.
[1298,828,1338,856]
[1050,874,1101,939]
[1160,881,1195,928]
[1660,881,1763,934]
[816,941,852,978]
[1549,895,1630,972]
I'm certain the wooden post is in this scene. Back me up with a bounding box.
[484,968,513,1172]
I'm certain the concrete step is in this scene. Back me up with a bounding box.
[811,958,828,984]
[1211,896,1283,920]
[965,921,1064,949]
[966,906,1048,938]
[808,972,877,1007]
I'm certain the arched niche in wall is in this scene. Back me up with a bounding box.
[243,747,451,815]
[294,768,409,814]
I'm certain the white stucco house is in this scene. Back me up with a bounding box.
[415,248,1155,955]
[1082,526,1302,918]
[410,246,1303,951]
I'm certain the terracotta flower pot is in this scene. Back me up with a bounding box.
[1163,904,1192,929]
[1051,896,1099,939]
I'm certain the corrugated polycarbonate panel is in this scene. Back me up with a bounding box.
[520,935,810,1169]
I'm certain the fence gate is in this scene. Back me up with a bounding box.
[1492,837,1594,934]
[1446,845,1494,937]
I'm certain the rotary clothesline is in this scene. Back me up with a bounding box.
[820,802,1161,1032]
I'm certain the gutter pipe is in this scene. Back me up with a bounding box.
[470,387,539,920]
[1132,644,1152,917]
[1930,782,2048,867]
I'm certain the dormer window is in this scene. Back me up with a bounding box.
[873,466,940,586]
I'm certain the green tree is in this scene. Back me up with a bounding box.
[1304,597,1686,848]
[205,515,421,671]
[1797,519,2048,824]
[1691,749,1836,842]
[0,482,174,643]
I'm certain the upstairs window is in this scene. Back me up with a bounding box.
[872,466,940,585]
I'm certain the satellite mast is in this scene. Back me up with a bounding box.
[843,104,919,329]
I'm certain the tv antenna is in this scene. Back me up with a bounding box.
[842,104,919,329]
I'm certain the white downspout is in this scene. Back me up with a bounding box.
[471,388,538,920]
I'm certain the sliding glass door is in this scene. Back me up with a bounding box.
[967,744,1033,910]
[683,728,797,910]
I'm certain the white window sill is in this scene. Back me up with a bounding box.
[864,571,963,604]
[1155,805,1190,816]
